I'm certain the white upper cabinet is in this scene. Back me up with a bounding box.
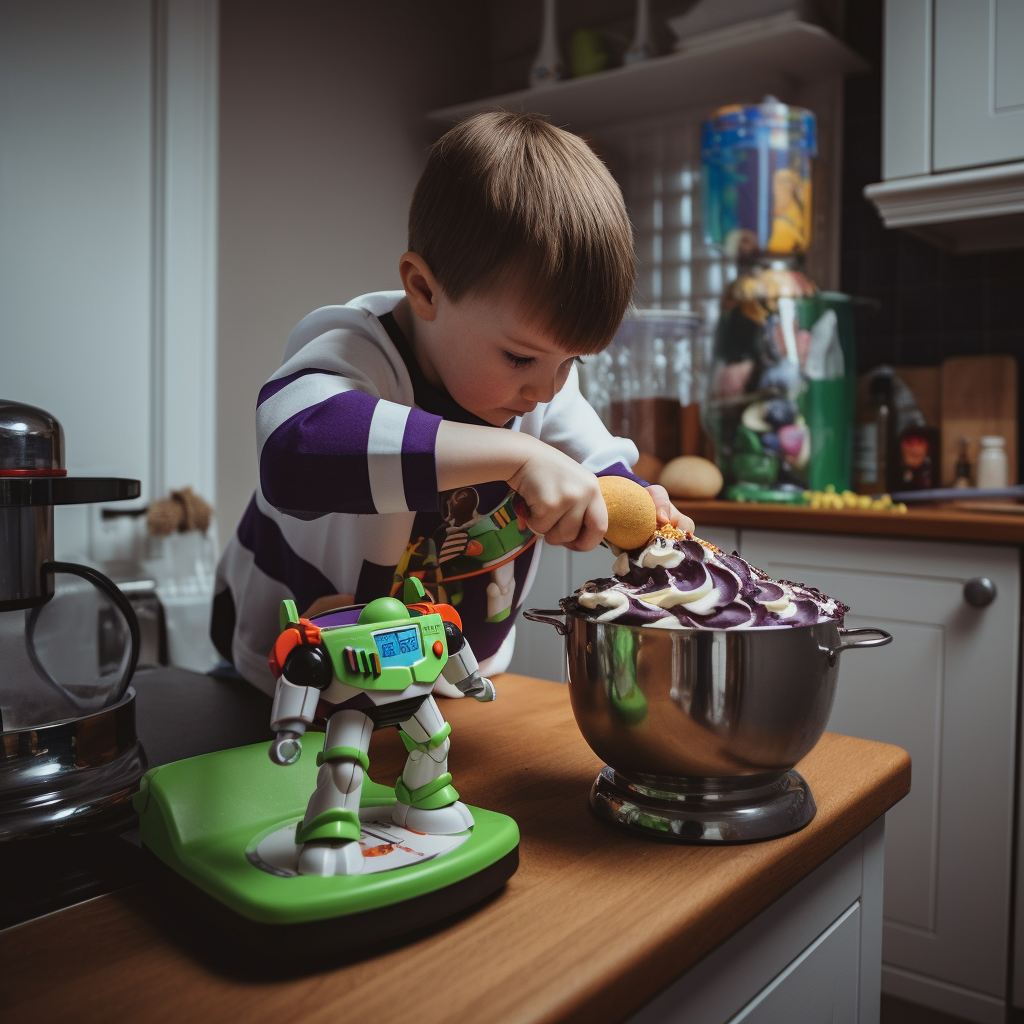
[932,0,1024,172]
[867,0,1024,250]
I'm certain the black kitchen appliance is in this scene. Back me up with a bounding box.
[0,399,145,841]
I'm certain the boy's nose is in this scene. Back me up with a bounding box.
[521,375,559,405]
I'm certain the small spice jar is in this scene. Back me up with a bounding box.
[976,436,1009,489]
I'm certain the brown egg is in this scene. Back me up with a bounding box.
[631,451,664,485]
[599,476,657,551]
[659,456,724,499]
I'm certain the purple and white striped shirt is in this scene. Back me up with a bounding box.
[212,291,642,695]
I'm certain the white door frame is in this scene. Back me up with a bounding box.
[151,0,219,507]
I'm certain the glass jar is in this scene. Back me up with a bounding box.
[579,309,703,464]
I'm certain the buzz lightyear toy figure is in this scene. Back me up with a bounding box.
[267,576,496,877]
[133,575,518,952]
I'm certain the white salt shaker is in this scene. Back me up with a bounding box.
[976,436,1009,489]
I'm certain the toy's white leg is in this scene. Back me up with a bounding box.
[295,709,372,876]
[393,696,474,834]
[486,560,516,621]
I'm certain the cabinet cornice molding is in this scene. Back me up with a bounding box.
[864,162,1024,251]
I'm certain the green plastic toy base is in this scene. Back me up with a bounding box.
[133,734,520,927]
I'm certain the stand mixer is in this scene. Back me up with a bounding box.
[526,478,891,843]
[0,399,144,840]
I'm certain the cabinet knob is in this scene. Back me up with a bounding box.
[963,577,997,608]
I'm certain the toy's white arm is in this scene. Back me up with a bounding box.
[268,675,320,765]
[442,638,497,702]
[271,675,319,731]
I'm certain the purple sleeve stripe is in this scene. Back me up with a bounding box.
[400,407,441,511]
[236,497,337,613]
[260,390,378,514]
[596,461,650,487]
[257,368,346,407]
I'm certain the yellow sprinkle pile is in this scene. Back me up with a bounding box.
[803,486,908,513]
[656,524,690,541]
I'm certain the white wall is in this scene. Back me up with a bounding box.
[0,0,153,557]
[215,1,489,544]
[0,0,218,565]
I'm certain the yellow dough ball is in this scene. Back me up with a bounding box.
[659,456,724,500]
[599,475,657,551]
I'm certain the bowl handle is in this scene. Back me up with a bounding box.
[825,627,893,666]
[523,608,570,636]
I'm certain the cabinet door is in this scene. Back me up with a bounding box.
[730,903,861,1024]
[741,531,1018,1006]
[933,0,1024,171]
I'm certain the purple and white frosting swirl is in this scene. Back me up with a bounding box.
[563,536,848,630]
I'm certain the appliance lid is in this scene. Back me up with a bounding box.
[0,399,65,475]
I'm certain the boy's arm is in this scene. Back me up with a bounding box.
[435,422,607,551]
[257,375,444,516]
[257,364,683,545]
[257,369,606,548]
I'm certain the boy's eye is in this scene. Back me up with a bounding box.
[503,351,534,369]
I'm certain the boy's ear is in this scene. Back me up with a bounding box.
[399,251,439,322]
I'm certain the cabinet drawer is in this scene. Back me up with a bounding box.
[730,903,861,1024]
[628,825,880,1024]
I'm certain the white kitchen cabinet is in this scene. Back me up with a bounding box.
[629,820,883,1024]
[741,529,1019,1024]
[932,0,1024,173]
[509,527,740,683]
[883,0,1024,177]
[867,0,1024,250]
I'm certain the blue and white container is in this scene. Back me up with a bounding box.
[701,96,817,257]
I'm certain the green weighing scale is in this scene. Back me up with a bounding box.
[133,587,519,963]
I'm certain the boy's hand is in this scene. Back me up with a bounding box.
[507,444,607,552]
[646,483,695,535]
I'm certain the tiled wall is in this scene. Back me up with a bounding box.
[599,112,735,332]
[840,0,1024,376]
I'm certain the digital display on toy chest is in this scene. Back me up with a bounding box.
[372,626,422,667]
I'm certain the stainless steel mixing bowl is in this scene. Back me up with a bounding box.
[524,608,891,842]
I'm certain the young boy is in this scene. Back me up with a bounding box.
[212,111,692,695]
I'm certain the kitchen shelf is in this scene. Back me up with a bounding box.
[426,15,869,132]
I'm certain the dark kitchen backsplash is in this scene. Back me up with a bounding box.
[840,0,1024,477]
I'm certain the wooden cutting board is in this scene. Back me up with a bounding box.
[940,355,1018,486]
[894,366,941,428]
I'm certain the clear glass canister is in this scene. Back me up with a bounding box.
[701,95,817,258]
[579,309,703,465]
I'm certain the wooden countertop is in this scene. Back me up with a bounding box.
[2,675,910,1024]
[683,498,1024,545]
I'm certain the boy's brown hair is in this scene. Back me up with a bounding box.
[408,111,635,353]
